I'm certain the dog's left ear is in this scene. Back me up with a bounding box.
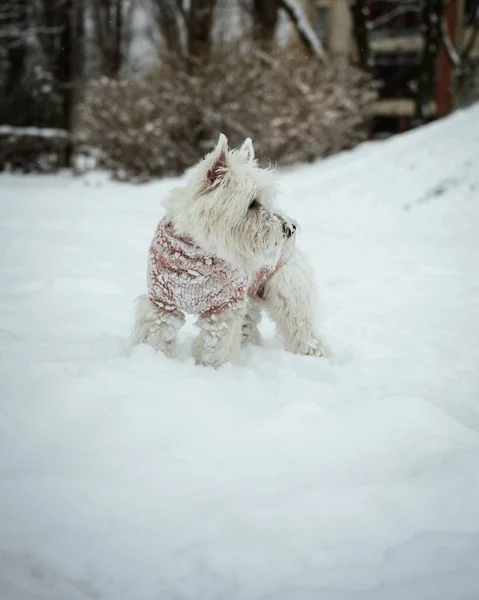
[240,138,255,162]
[207,133,229,186]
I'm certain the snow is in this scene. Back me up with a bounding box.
[1,104,479,599]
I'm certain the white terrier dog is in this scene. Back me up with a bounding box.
[132,134,328,368]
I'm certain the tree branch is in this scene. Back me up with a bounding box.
[440,15,461,67]
[279,0,327,61]
[371,3,420,29]
[460,15,479,61]
[175,0,187,22]
[464,0,479,26]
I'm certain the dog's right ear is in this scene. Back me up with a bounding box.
[207,133,229,186]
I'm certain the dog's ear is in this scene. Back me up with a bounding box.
[207,133,229,186]
[240,138,255,161]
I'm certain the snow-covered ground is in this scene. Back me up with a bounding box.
[1,105,479,600]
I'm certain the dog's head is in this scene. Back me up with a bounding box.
[165,134,296,271]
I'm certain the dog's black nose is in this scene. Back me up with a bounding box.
[282,222,296,239]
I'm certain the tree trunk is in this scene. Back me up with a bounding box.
[114,0,122,73]
[152,0,183,54]
[74,0,85,80]
[437,0,459,117]
[416,0,446,122]
[57,0,74,161]
[1,0,28,103]
[349,0,370,71]
[252,0,280,51]
[92,0,123,76]
[187,0,217,59]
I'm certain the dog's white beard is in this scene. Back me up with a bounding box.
[224,213,285,271]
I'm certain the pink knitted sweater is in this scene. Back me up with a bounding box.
[147,219,282,316]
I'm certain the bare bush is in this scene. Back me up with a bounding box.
[77,48,376,181]
[204,49,376,164]
[0,126,70,173]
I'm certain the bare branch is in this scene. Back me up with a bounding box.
[464,1,479,26]
[371,4,421,29]
[145,0,184,54]
[279,0,327,62]
[175,0,187,21]
[460,11,479,61]
[440,15,461,67]
[0,24,64,38]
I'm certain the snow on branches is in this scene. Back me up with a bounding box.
[77,49,375,181]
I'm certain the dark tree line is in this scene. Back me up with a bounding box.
[0,0,126,133]
[0,0,326,135]
[1,0,478,133]
[2,0,477,173]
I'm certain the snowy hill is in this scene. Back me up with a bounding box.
[1,105,479,600]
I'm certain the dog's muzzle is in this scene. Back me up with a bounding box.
[282,221,296,239]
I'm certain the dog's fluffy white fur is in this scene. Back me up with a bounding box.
[132,134,328,367]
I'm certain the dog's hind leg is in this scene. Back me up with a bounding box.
[242,298,263,347]
[131,294,185,358]
[193,309,244,368]
[263,251,329,358]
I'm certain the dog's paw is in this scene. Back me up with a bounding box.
[194,348,228,369]
[146,331,177,357]
[308,342,330,359]
[291,338,330,360]
[241,324,262,347]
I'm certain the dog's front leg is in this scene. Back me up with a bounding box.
[132,294,185,358]
[263,250,329,358]
[242,298,263,347]
[193,309,244,368]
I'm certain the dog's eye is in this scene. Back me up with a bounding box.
[248,199,259,210]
